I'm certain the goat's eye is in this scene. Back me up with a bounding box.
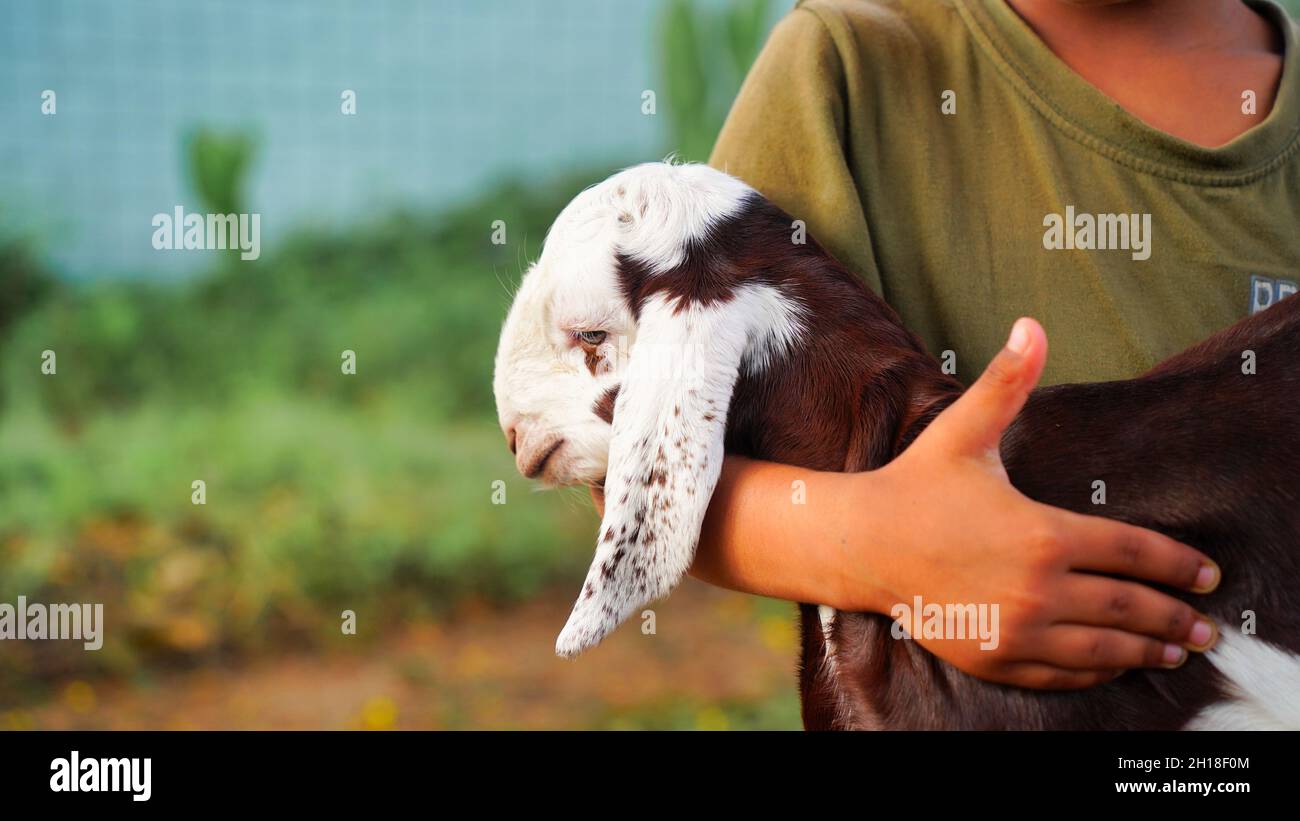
[576,330,607,346]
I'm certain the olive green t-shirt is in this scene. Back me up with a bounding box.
[710,0,1300,386]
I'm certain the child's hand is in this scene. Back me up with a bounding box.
[843,319,1220,688]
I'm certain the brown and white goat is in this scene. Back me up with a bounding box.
[492,161,1300,729]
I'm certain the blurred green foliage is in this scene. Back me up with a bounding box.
[0,157,612,688]
[184,128,258,217]
[658,0,773,161]
[0,235,57,345]
[0,1,784,704]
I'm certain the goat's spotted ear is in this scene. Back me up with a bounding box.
[555,294,748,657]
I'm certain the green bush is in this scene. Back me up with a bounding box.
[0,168,613,687]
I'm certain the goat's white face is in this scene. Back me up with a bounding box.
[493,162,786,657]
[491,178,635,489]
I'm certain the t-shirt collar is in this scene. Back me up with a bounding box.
[956,0,1300,183]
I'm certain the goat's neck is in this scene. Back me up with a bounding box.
[852,316,963,463]
[727,266,961,471]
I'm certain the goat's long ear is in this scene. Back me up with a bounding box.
[555,294,750,657]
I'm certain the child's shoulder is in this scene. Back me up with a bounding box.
[790,0,968,66]
[796,0,964,38]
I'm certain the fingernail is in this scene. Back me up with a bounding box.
[1188,619,1216,650]
[1193,563,1220,592]
[1162,643,1187,667]
[1007,319,1032,355]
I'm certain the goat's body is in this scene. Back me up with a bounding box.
[496,162,1300,729]
[716,197,1300,730]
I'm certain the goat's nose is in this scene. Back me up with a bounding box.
[506,426,518,454]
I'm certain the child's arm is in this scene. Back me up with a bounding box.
[598,320,1219,689]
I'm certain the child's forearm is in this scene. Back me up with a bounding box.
[690,456,875,612]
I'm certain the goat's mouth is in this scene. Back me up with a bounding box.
[521,438,566,479]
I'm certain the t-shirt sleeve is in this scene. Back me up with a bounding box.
[709,5,882,295]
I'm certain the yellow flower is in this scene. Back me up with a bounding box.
[694,707,729,731]
[63,681,97,715]
[360,696,398,730]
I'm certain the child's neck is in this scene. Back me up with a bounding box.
[1006,0,1285,148]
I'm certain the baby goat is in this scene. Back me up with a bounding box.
[492,161,1300,729]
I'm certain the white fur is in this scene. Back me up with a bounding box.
[493,162,755,490]
[818,605,838,657]
[738,282,807,375]
[609,161,755,274]
[553,285,806,656]
[1187,625,1300,729]
[555,293,745,655]
[550,280,806,655]
[493,161,810,655]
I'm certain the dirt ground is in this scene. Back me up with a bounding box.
[6,580,804,730]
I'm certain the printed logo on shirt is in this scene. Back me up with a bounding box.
[1249,275,1297,315]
